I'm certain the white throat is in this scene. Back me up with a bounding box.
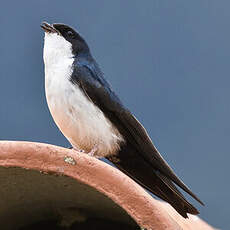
[43,33,73,67]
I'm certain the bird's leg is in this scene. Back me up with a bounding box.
[88,145,99,158]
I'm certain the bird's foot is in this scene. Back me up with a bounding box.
[69,146,85,153]
[88,146,100,158]
[69,145,100,158]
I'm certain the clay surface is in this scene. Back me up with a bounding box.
[0,141,216,230]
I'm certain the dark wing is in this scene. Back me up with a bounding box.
[71,59,203,207]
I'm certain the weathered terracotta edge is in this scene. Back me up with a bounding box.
[0,141,215,230]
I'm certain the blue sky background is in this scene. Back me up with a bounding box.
[0,1,229,229]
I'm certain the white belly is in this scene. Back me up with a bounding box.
[44,58,124,157]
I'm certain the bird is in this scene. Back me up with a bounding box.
[41,22,204,218]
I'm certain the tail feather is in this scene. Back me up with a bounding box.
[107,144,200,218]
[156,173,199,216]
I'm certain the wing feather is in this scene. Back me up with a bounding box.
[71,59,203,205]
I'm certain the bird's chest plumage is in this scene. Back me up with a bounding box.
[44,58,123,157]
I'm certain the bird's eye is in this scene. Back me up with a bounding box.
[67,30,74,38]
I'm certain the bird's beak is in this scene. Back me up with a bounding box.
[40,22,60,35]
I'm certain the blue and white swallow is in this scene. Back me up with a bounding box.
[41,22,204,217]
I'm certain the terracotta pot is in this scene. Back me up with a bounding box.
[0,141,216,230]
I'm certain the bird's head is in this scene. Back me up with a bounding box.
[41,22,89,61]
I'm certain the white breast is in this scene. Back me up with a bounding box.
[43,33,124,157]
